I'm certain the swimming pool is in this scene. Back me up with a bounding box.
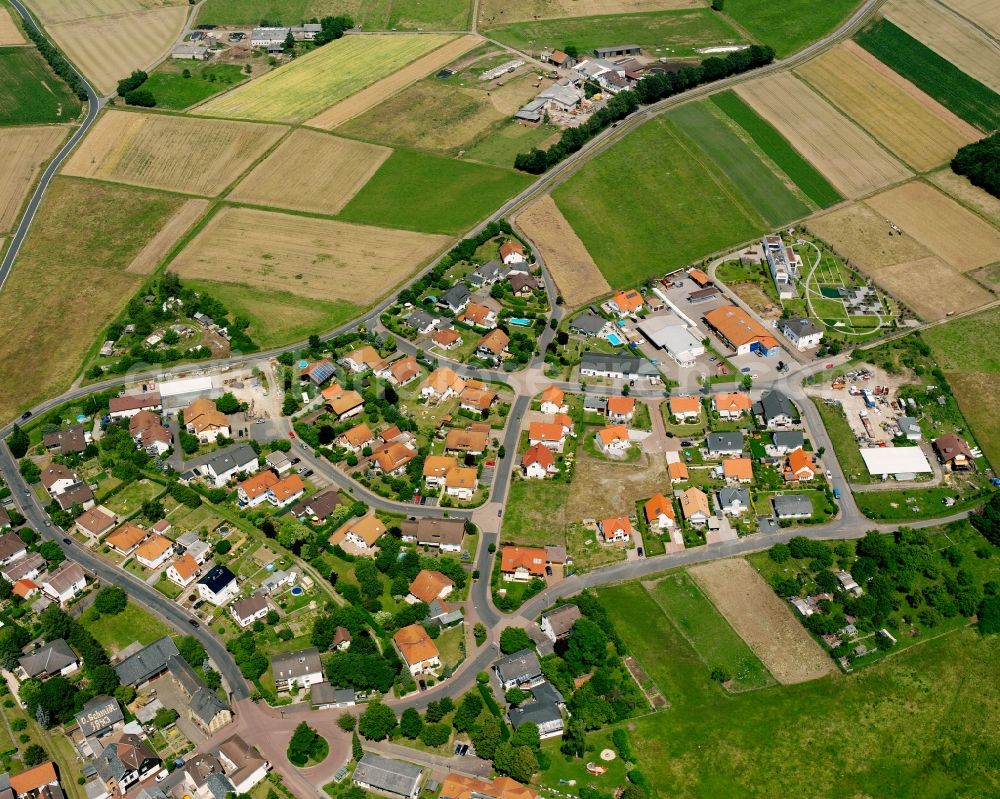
[607,333,624,346]
[298,360,309,368]
[510,317,530,326]
[290,586,304,596]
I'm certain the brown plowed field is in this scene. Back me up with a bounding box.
[168,206,449,304]
[876,257,992,319]
[689,559,833,685]
[515,195,610,307]
[865,181,1000,272]
[0,126,66,233]
[228,130,390,215]
[941,0,1000,37]
[884,0,1000,92]
[796,43,979,171]
[806,202,931,272]
[306,34,481,130]
[736,73,911,199]
[63,110,287,196]
[126,198,208,274]
[930,170,1000,228]
[479,0,699,26]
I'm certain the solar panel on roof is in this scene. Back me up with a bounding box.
[310,362,335,383]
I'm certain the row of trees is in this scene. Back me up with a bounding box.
[24,22,87,101]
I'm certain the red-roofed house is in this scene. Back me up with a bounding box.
[644,494,675,531]
[521,443,557,479]
[598,516,633,544]
[606,396,635,424]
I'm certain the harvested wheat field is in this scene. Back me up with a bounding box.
[169,206,449,304]
[199,33,455,124]
[126,198,208,274]
[797,43,979,171]
[63,110,286,196]
[228,130,390,215]
[807,202,931,271]
[884,0,1000,92]
[941,0,1000,38]
[0,4,26,44]
[516,196,609,306]
[308,34,481,130]
[24,0,186,25]
[736,73,911,199]
[689,559,833,685]
[865,181,1000,272]
[877,257,992,319]
[0,126,66,233]
[930,170,1000,228]
[479,0,699,26]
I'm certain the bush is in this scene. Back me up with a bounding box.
[769,543,791,563]
[117,69,148,95]
[93,586,127,616]
[215,540,231,555]
[123,89,156,107]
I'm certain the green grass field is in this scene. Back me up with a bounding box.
[500,479,569,546]
[553,117,765,288]
[142,62,247,110]
[669,101,810,226]
[854,486,985,521]
[388,0,470,29]
[812,398,870,484]
[196,0,469,29]
[196,33,455,123]
[854,18,1000,133]
[337,148,532,235]
[0,46,81,125]
[462,121,556,169]
[721,0,861,58]
[485,9,744,57]
[81,601,172,654]
[710,91,842,208]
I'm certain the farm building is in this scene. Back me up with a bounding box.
[859,447,932,480]
[594,45,640,58]
[637,317,704,366]
[703,306,780,356]
[170,44,209,60]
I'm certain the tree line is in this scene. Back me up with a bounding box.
[514,44,776,174]
[952,132,999,199]
[23,22,88,101]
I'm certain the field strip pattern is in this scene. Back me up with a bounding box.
[478,0,701,26]
[688,559,833,685]
[796,42,980,172]
[63,110,288,196]
[24,0,189,25]
[929,170,1000,228]
[0,126,67,233]
[884,0,1000,92]
[307,34,482,130]
[515,195,610,307]
[168,206,450,304]
[126,198,209,274]
[876,256,992,320]
[736,72,912,199]
[196,33,456,124]
[940,0,1000,38]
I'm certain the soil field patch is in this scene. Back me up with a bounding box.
[0,45,82,125]
[735,72,911,199]
[515,195,609,307]
[169,206,449,304]
[0,177,184,422]
[63,109,287,196]
[564,448,667,523]
[796,43,980,171]
[228,130,391,215]
[688,558,833,685]
[46,5,189,95]
[854,18,1000,132]
[876,257,992,320]
[0,4,25,43]
[478,0,700,27]
[0,126,66,233]
[865,181,1000,272]
[308,35,481,130]
[125,198,209,274]
[806,201,931,271]
[929,169,1000,227]
[720,0,862,58]
[940,0,1000,38]
[883,0,1000,93]
[197,33,455,123]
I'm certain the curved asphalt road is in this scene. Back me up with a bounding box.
[0,0,102,291]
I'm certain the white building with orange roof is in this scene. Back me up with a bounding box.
[340,345,383,373]
[393,624,440,675]
[237,470,279,508]
[598,515,633,543]
[134,534,173,570]
[444,467,478,501]
[607,289,644,316]
[421,367,465,400]
[594,425,630,457]
[722,457,754,484]
[337,422,375,453]
[521,443,557,479]
[167,554,201,587]
[679,487,710,526]
[606,396,635,424]
[423,455,459,489]
[268,474,305,507]
[644,493,675,531]
[406,569,455,605]
[669,395,701,421]
[713,392,753,419]
[105,523,148,556]
[539,386,567,415]
[529,421,566,452]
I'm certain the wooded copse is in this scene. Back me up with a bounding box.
[952,133,1000,199]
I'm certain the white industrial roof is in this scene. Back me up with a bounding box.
[158,376,214,397]
[637,317,703,355]
[860,447,932,476]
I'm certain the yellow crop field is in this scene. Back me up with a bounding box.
[308,34,481,130]
[877,257,992,320]
[168,206,450,304]
[884,0,1000,92]
[228,130,391,215]
[0,126,67,233]
[929,169,1000,228]
[478,0,699,26]
[63,109,287,196]
[197,33,455,123]
[796,43,980,172]
[940,0,1000,38]
[31,0,190,96]
[736,73,911,199]
[806,202,932,271]
[865,181,1000,273]
[0,4,26,43]
[126,198,208,274]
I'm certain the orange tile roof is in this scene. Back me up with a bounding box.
[334,515,385,547]
[10,762,58,795]
[688,267,711,286]
[134,534,172,562]
[393,623,439,665]
[607,396,635,415]
[597,424,629,445]
[423,455,458,479]
[442,773,538,799]
[328,390,364,416]
[668,460,689,480]
[600,516,633,535]
[529,421,564,442]
[714,392,753,413]
[184,397,228,434]
[461,303,494,326]
[408,569,455,604]
[478,329,509,355]
[670,396,701,415]
[423,367,465,395]
[610,289,644,313]
[373,441,417,473]
[13,579,37,598]
[461,386,497,410]
[76,506,115,535]
[445,428,489,452]
[679,487,710,518]
[240,470,279,499]
[344,345,382,369]
[340,423,374,448]
[501,545,547,576]
[723,457,754,481]
[170,554,200,581]
[552,413,572,430]
[499,240,525,260]
[271,474,305,502]
[644,493,675,522]
[106,523,147,552]
[445,467,478,490]
[522,443,555,469]
[787,448,814,476]
[704,305,778,349]
[432,329,462,347]
[388,356,421,384]
[321,383,344,401]
[540,386,564,407]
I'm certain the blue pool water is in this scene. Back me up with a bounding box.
[290,586,304,596]
[298,360,309,368]
[265,563,275,572]
[509,317,530,326]
[76,414,87,422]
[607,333,624,346]
[616,320,626,328]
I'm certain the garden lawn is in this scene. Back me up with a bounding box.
[812,398,870,484]
[722,0,862,58]
[142,62,247,110]
[486,9,744,57]
[81,602,172,654]
[669,101,810,226]
[710,90,842,208]
[854,486,986,521]
[554,117,765,289]
[0,45,81,125]
[854,18,1000,133]
[103,479,165,517]
[500,479,569,546]
[337,149,532,235]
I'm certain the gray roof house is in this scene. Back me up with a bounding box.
[440,284,471,314]
[114,636,180,687]
[898,416,921,441]
[494,648,542,689]
[755,390,796,428]
[404,309,439,334]
[310,682,356,709]
[717,487,751,515]
[583,395,607,414]
[707,431,744,456]
[202,444,258,487]
[75,695,124,738]
[353,754,423,799]
[771,430,805,453]
[569,311,608,337]
[468,260,506,288]
[18,638,78,679]
[540,604,581,642]
[190,687,232,731]
[772,494,813,519]
[508,682,566,738]
[579,352,660,381]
